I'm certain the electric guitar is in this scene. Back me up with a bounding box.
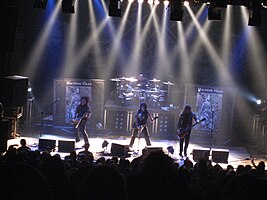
[176,118,206,139]
[132,116,159,129]
[72,112,91,129]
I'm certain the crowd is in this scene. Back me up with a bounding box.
[0,139,267,200]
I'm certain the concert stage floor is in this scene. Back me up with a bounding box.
[7,124,266,169]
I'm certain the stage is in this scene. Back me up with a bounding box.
[5,124,265,169]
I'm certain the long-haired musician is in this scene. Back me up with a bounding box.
[73,96,91,146]
[177,105,198,157]
[129,102,154,148]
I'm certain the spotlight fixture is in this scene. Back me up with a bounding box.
[170,0,184,21]
[167,146,174,154]
[34,0,47,9]
[248,0,262,26]
[208,0,221,21]
[62,0,76,14]
[109,0,121,17]
[257,99,262,105]
[263,0,267,8]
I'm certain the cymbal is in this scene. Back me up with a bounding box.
[124,77,138,82]
[149,78,161,82]
[110,78,121,82]
[163,81,174,85]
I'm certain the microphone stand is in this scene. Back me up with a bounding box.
[39,98,59,137]
[209,109,214,158]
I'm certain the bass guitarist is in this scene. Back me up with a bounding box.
[73,96,91,146]
[177,105,198,157]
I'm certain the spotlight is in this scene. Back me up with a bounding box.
[257,99,262,105]
[155,0,160,5]
[109,0,121,17]
[164,0,169,6]
[102,140,109,148]
[34,0,47,9]
[184,0,189,7]
[167,146,174,154]
[62,0,76,13]
[248,0,262,26]
[138,0,144,3]
[129,0,134,3]
[208,0,221,21]
[148,0,153,4]
[170,0,184,21]
[263,0,267,8]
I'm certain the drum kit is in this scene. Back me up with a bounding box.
[110,77,175,107]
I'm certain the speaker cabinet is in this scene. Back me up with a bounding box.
[0,75,28,109]
[111,143,129,157]
[38,138,56,151]
[192,148,210,162]
[146,147,163,154]
[0,119,11,152]
[58,139,75,153]
[211,149,229,163]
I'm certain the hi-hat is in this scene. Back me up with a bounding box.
[149,78,161,82]
[163,81,174,85]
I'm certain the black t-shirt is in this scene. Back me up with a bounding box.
[135,110,149,126]
[178,112,197,129]
[75,105,91,125]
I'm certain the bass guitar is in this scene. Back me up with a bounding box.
[176,118,206,139]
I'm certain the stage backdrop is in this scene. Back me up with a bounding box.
[184,84,236,143]
[54,79,105,127]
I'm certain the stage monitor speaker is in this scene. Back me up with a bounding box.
[111,143,129,157]
[211,149,229,163]
[192,148,210,162]
[146,147,163,154]
[38,138,56,151]
[58,139,75,153]
[0,120,11,152]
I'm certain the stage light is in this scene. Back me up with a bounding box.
[62,0,76,13]
[155,0,160,5]
[34,0,47,9]
[170,0,184,21]
[184,0,189,7]
[263,0,267,8]
[248,0,262,26]
[227,0,248,6]
[257,99,262,105]
[208,0,221,21]
[138,0,144,3]
[148,0,153,4]
[129,0,134,3]
[109,0,121,17]
[167,146,174,154]
[164,0,169,6]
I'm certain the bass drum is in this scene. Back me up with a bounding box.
[116,92,134,106]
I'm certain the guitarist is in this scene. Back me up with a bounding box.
[129,103,154,148]
[177,105,198,157]
[73,96,91,146]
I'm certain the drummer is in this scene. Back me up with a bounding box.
[136,74,148,89]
